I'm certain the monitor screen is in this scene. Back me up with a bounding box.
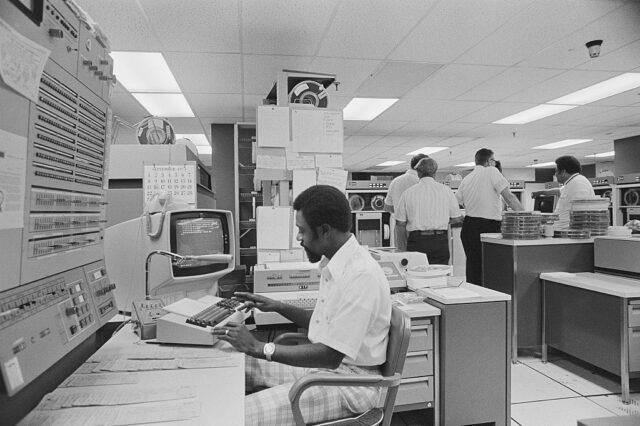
[534,195,556,213]
[170,211,230,277]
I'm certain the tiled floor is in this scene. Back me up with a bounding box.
[390,349,640,426]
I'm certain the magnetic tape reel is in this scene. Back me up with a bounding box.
[289,80,329,107]
[137,117,176,145]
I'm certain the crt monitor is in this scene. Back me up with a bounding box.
[104,209,235,312]
[533,195,557,213]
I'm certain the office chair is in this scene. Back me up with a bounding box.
[274,305,412,426]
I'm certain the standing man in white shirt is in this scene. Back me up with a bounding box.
[216,185,392,426]
[394,157,462,264]
[456,148,524,286]
[384,153,428,250]
[531,155,595,230]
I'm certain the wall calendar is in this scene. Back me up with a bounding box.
[143,162,197,207]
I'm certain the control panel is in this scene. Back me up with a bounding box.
[253,264,321,293]
[0,0,116,404]
[0,262,116,396]
[346,180,391,190]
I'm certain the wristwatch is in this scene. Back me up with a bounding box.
[263,342,276,361]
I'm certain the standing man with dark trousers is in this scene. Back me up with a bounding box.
[384,153,428,250]
[456,148,524,285]
[395,157,462,265]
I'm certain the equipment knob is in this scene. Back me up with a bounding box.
[49,29,64,38]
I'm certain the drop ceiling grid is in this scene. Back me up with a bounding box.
[390,0,534,63]
[139,0,241,53]
[186,94,244,117]
[455,0,615,67]
[164,52,243,93]
[315,0,434,59]
[240,0,338,55]
[456,67,565,103]
[405,64,506,100]
[76,0,161,51]
[307,58,381,96]
[241,54,315,94]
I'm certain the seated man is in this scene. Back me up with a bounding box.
[214,185,392,426]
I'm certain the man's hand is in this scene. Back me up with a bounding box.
[233,292,280,313]
[212,322,262,357]
[531,190,543,199]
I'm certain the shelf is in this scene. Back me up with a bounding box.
[240,221,256,229]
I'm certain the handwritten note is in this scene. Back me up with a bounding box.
[317,167,347,192]
[291,108,343,153]
[0,17,50,102]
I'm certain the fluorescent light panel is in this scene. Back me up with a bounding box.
[111,52,181,92]
[585,151,615,158]
[527,162,556,168]
[406,147,448,156]
[176,134,211,155]
[533,139,592,150]
[549,73,640,105]
[377,160,405,167]
[455,162,476,168]
[132,93,195,117]
[343,98,398,121]
[493,104,577,124]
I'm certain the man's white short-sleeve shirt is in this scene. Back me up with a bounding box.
[308,236,391,366]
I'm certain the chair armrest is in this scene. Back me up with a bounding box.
[274,332,309,345]
[288,372,403,425]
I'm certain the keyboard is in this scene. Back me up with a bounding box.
[253,291,318,326]
[186,298,244,328]
[156,295,250,345]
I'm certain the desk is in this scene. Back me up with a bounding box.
[482,234,594,362]
[418,283,511,426]
[19,326,244,425]
[540,272,640,403]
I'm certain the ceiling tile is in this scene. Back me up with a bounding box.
[242,0,339,55]
[406,64,505,100]
[110,92,148,124]
[165,53,242,93]
[502,69,618,104]
[317,0,434,59]
[242,55,314,94]
[457,67,563,102]
[167,118,205,134]
[139,0,241,52]
[356,121,410,136]
[381,99,489,122]
[356,62,443,98]
[456,0,619,66]
[187,94,244,117]
[391,0,533,63]
[308,58,381,96]
[76,0,161,51]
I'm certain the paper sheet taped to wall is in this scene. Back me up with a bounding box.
[291,108,343,153]
[257,206,291,250]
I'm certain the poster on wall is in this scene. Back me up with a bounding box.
[143,162,197,207]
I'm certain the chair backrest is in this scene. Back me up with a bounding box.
[381,305,412,377]
[378,305,412,426]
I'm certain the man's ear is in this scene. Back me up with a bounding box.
[317,223,332,238]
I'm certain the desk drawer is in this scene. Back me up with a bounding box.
[629,303,640,328]
[408,325,433,352]
[402,351,433,378]
[629,328,640,372]
[396,377,434,405]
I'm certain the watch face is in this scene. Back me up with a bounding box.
[263,343,275,359]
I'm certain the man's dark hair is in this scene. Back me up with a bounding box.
[494,160,502,174]
[293,185,351,234]
[475,148,494,165]
[410,153,429,170]
[555,155,581,174]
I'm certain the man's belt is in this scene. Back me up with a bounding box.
[410,230,448,236]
